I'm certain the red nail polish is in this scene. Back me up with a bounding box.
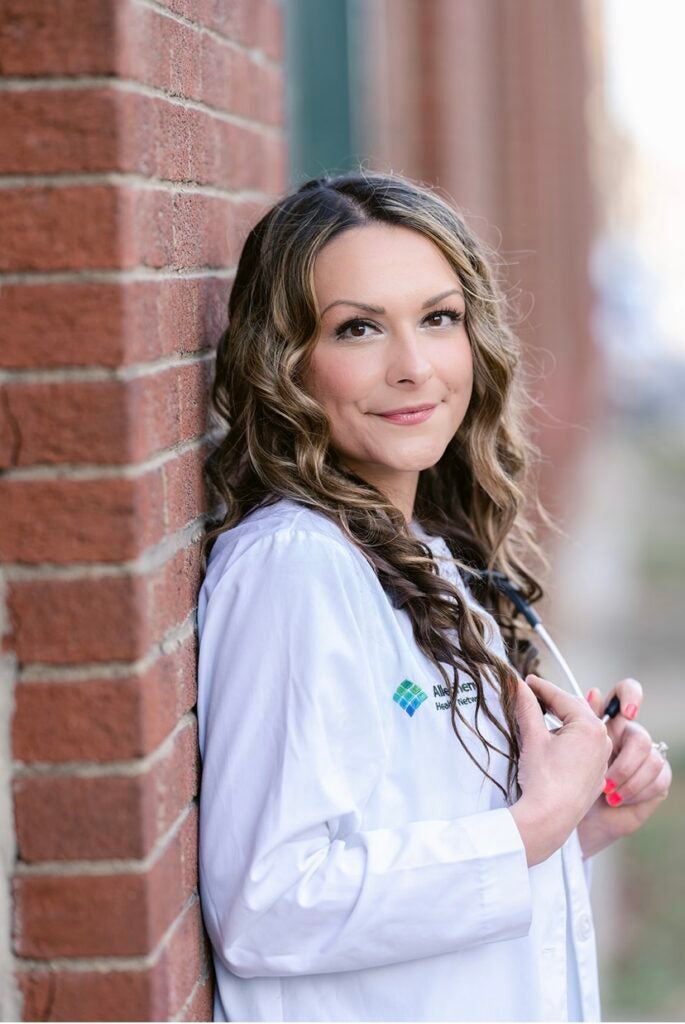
[603,778,616,794]
[606,791,623,806]
[586,689,596,703]
[624,704,638,720]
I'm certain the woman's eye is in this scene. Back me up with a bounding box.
[334,319,376,340]
[424,308,465,328]
[333,307,464,341]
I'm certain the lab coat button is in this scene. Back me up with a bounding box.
[576,913,592,941]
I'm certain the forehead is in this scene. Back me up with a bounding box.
[313,223,460,300]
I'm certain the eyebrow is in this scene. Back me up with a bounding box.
[320,288,465,317]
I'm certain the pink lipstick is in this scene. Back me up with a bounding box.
[375,404,437,425]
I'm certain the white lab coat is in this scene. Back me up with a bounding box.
[197,497,601,1022]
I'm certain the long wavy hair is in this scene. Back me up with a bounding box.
[204,169,555,802]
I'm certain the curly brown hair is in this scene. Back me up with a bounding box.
[204,168,556,801]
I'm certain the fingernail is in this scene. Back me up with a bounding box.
[606,791,623,806]
[624,704,638,720]
[603,778,617,794]
[586,688,595,702]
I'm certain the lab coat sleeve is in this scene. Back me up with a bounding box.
[198,529,533,979]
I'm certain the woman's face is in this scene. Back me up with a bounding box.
[303,222,474,518]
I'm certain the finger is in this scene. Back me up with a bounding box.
[601,677,643,723]
[612,760,672,807]
[602,722,653,798]
[605,747,665,805]
[585,688,604,717]
[514,675,548,741]
[525,674,600,726]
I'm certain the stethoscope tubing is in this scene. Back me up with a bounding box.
[464,568,621,727]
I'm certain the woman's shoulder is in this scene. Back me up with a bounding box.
[200,497,372,608]
[205,496,364,562]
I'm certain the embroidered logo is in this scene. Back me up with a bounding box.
[392,679,428,717]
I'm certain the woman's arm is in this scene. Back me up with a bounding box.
[197,529,534,979]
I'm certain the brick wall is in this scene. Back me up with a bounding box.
[0,1,287,1018]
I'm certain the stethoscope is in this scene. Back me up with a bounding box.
[462,568,622,727]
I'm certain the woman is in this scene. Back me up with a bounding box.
[196,170,671,1022]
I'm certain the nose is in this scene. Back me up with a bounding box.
[386,328,434,386]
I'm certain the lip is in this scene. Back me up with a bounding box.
[374,404,438,425]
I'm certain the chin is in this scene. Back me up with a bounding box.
[391,445,451,469]
[384,458,444,473]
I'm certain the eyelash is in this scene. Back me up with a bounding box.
[333,306,465,340]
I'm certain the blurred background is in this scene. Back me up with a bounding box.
[285,0,685,1018]
[1,0,682,1019]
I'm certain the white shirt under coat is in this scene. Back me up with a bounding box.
[197,497,601,1021]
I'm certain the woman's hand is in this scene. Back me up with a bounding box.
[576,679,672,859]
[509,674,613,866]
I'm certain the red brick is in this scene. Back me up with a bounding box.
[0,186,119,272]
[0,276,230,370]
[0,89,120,175]
[0,88,286,191]
[260,0,284,63]
[0,360,213,468]
[156,0,282,57]
[146,894,212,1019]
[119,189,242,271]
[0,186,251,273]
[0,0,116,75]
[148,540,205,641]
[8,573,145,664]
[8,539,202,663]
[17,966,150,1023]
[0,444,208,563]
[13,804,198,957]
[16,897,210,1021]
[12,633,197,763]
[0,476,159,563]
[116,2,283,124]
[115,91,285,191]
[116,92,286,192]
[14,718,198,861]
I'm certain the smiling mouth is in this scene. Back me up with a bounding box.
[374,405,438,425]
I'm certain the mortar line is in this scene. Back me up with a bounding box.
[14,804,197,877]
[172,965,212,1021]
[0,75,284,135]
[0,429,220,483]
[0,349,215,386]
[18,612,197,683]
[0,170,270,201]
[0,266,235,285]
[4,514,210,581]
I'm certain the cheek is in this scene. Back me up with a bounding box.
[307,350,376,406]
[432,338,473,396]
[463,354,475,394]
